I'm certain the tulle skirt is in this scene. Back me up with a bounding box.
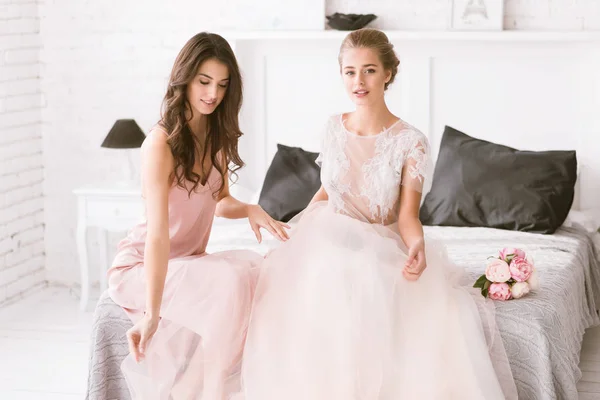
[236,202,518,400]
[108,250,262,400]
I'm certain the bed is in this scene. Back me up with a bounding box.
[85,217,600,400]
[83,26,600,400]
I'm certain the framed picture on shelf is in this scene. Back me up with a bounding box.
[449,0,504,31]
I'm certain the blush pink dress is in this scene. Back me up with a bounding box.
[107,153,262,400]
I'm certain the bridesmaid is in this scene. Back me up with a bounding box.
[107,32,289,400]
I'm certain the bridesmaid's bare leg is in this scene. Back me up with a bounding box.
[172,264,252,400]
[201,330,242,400]
[170,335,205,400]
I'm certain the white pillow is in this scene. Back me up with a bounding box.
[228,182,260,204]
[571,160,583,211]
[563,208,600,233]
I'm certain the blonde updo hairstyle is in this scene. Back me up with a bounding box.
[338,28,400,91]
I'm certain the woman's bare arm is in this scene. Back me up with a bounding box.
[140,130,173,319]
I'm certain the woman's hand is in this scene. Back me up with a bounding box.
[126,313,160,363]
[247,204,290,243]
[403,238,427,281]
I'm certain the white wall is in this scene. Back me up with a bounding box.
[0,1,46,306]
[1,0,596,292]
[327,0,600,31]
[38,0,242,289]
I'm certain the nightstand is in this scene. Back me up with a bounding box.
[73,183,144,311]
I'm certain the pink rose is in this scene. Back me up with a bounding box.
[509,256,533,282]
[485,258,511,283]
[499,247,526,261]
[510,282,531,299]
[488,283,512,301]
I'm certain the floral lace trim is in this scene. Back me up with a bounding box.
[361,127,429,223]
[320,115,429,223]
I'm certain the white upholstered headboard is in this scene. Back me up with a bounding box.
[222,31,600,211]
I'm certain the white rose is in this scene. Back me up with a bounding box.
[511,282,531,299]
[485,258,511,283]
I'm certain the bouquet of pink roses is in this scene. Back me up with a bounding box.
[473,247,539,300]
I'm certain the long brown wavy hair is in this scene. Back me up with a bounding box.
[159,32,244,197]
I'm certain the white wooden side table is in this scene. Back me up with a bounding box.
[73,183,143,311]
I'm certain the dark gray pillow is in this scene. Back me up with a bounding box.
[419,126,577,234]
[258,144,321,222]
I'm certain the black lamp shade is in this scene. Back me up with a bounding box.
[101,119,146,149]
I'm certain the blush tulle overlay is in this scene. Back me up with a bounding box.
[233,202,518,400]
[233,115,518,400]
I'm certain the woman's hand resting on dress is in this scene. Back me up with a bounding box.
[247,204,291,243]
[127,313,160,363]
[403,239,427,281]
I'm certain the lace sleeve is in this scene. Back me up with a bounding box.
[400,130,431,193]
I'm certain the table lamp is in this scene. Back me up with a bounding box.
[101,119,146,184]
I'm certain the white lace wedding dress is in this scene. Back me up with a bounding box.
[235,114,518,399]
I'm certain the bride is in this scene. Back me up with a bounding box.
[237,28,518,399]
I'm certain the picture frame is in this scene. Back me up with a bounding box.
[449,0,504,31]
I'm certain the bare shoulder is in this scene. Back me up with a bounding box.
[142,125,169,150]
[141,126,174,167]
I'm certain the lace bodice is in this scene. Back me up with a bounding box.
[316,114,430,225]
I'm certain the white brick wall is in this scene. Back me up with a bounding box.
[1,0,595,296]
[0,1,46,306]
